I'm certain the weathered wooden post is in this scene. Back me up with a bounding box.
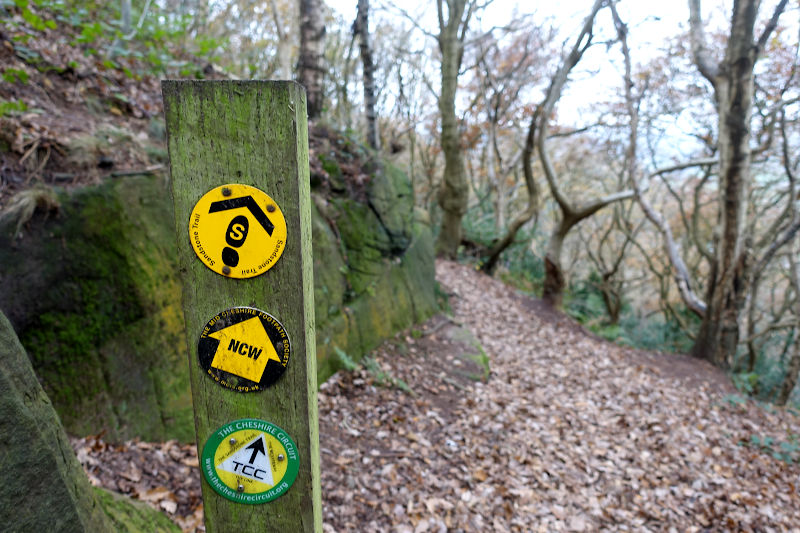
[162,80,322,532]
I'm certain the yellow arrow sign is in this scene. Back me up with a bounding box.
[208,316,282,383]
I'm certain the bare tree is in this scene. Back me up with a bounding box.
[354,0,379,150]
[269,0,293,80]
[434,0,477,258]
[298,0,326,119]
[685,0,788,367]
[536,0,633,308]
[776,239,800,405]
[476,30,543,274]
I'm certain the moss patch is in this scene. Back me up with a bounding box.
[1,175,193,441]
[94,487,180,533]
[313,168,437,382]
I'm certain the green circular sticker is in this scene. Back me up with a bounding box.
[201,419,299,504]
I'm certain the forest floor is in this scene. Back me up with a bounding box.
[73,260,800,532]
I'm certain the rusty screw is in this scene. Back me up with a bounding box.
[222,187,232,196]
[222,265,231,275]
[237,484,244,492]
[267,204,276,213]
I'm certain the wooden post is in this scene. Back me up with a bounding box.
[162,80,321,532]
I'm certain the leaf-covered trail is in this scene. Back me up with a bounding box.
[321,260,800,531]
[75,260,800,531]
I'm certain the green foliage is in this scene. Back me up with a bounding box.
[21,5,52,31]
[362,356,413,394]
[565,276,609,324]
[461,201,545,293]
[2,67,29,83]
[74,21,103,44]
[497,245,545,294]
[333,346,358,371]
[732,372,760,396]
[461,200,501,252]
[722,393,748,407]
[617,313,696,353]
[562,272,698,353]
[740,433,800,464]
[434,281,452,315]
[1,1,222,78]
[466,350,490,382]
[731,330,799,403]
[0,98,28,117]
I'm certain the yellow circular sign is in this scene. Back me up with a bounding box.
[189,184,287,278]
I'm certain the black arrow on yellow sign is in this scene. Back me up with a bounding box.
[209,196,275,236]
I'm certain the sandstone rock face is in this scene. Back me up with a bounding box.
[0,311,178,532]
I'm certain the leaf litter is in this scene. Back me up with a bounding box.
[73,260,800,531]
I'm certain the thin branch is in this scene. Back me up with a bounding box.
[123,0,154,40]
[688,0,719,85]
[755,0,789,56]
[537,0,605,216]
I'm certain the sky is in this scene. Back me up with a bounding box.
[323,0,794,162]
[324,0,694,125]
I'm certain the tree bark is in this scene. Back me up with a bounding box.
[435,0,471,258]
[481,109,537,274]
[777,337,800,405]
[542,217,574,308]
[534,0,632,307]
[688,0,787,368]
[298,0,326,119]
[354,0,379,150]
[777,243,800,405]
[600,272,622,324]
[121,0,132,36]
[269,0,292,80]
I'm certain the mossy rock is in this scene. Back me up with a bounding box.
[0,176,194,442]
[94,487,180,533]
[303,157,437,381]
[0,310,178,532]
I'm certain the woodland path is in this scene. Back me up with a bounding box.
[74,260,800,531]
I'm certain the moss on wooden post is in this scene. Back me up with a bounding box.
[162,80,321,532]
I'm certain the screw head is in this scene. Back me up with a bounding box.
[222,265,231,275]
[222,187,232,196]
[277,454,285,461]
[229,438,236,445]
[237,484,244,492]
[267,204,276,213]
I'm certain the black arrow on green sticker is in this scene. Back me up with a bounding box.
[209,196,275,236]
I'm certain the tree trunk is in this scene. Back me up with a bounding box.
[355,0,379,150]
[542,219,573,308]
[298,0,326,119]
[534,0,631,307]
[269,0,292,80]
[121,0,132,35]
[689,0,761,368]
[776,335,800,405]
[435,0,469,258]
[481,110,538,274]
[777,239,800,404]
[600,274,622,324]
